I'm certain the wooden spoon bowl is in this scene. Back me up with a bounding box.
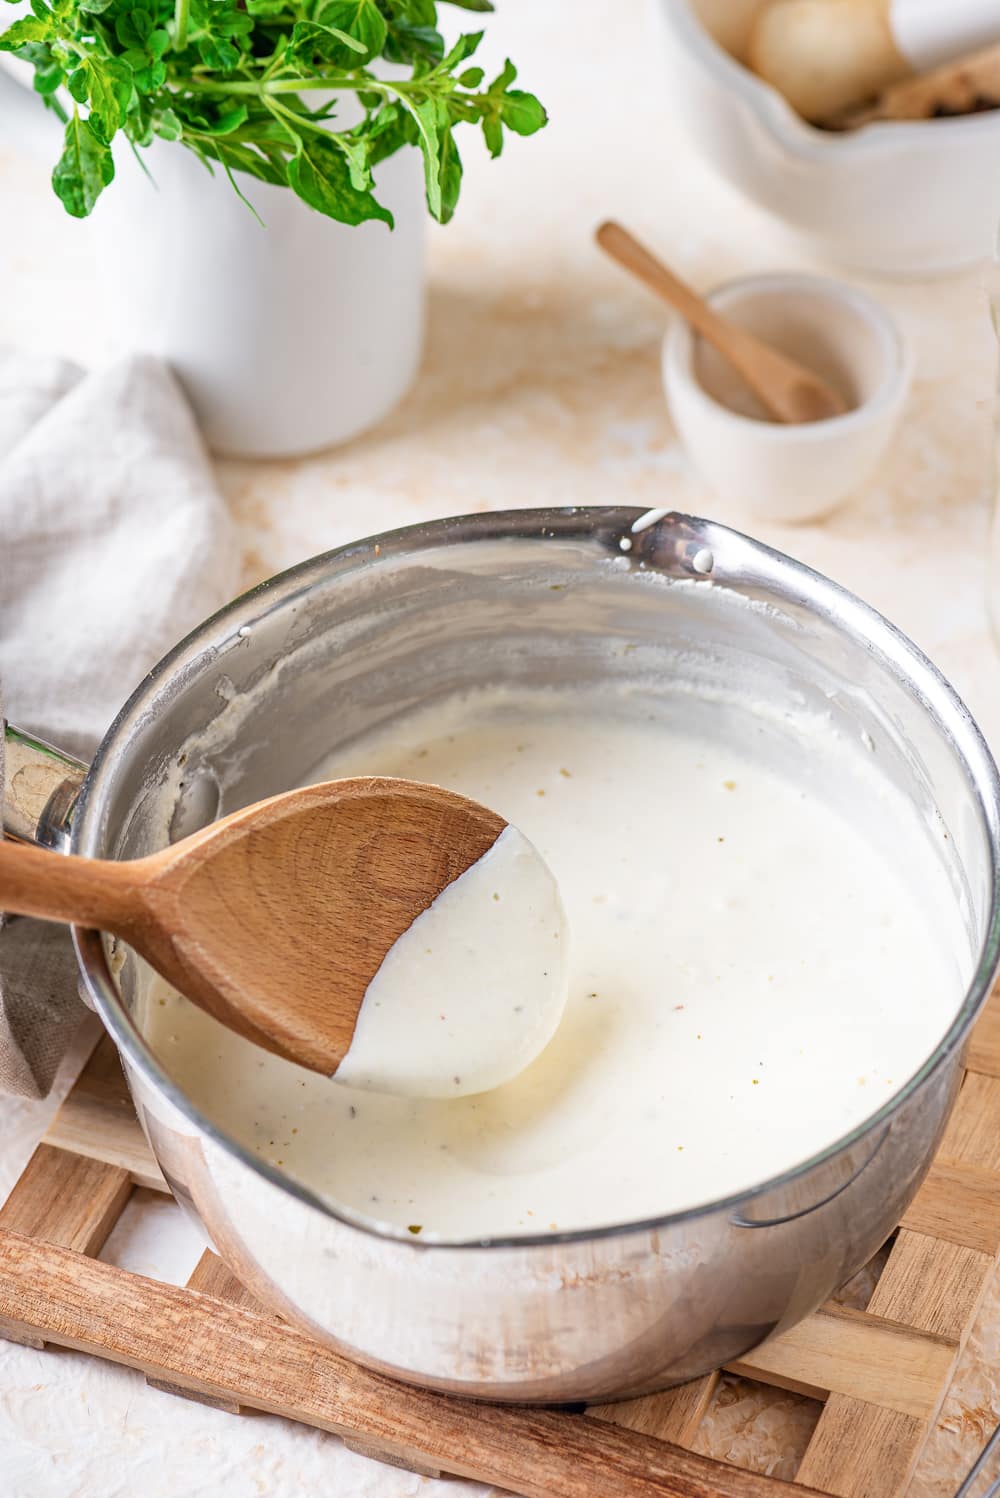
[0,778,506,1075]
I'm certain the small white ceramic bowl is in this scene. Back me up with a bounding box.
[655,0,1000,275]
[662,272,911,523]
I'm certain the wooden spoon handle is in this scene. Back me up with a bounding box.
[595,221,795,415]
[595,220,756,362]
[595,220,847,426]
[0,838,141,935]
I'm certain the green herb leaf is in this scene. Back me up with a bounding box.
[0,15,52,48]
[31,52,65,93]
[383,21,443,64]
[287,128,393,225]
[132,57,166,90]
[395,91,443,218]
[481,109,501,157]
[438,122,461,222]
[197,34,241,70]
[67,65,88,103]
[475,57,546,157]
[439,28,480,69]
[199,136,287,187]
[290,18,367,64]
[314,0,386,58]
[154,105,183,140]
[487,56,515,91]
[387,0,437,24]
[125,93,154,146]
[500,88,546,136]
[366,99,415,165]
[339,130,371,191]
[212,11,254,36]
[441,0,493,9]
[207,129,290,181]
[74,55,133,142]
[205,102,249,134]
[52,110,114,216]
[115,6,151,48]
[15,0,545,224]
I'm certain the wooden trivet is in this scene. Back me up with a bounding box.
[4,989,1000,1498]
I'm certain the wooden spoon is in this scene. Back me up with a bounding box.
[595,220,848,424]
[0,778,506,1076]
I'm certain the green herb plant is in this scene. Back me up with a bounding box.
[0,0,546,224]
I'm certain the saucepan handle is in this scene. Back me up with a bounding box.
[2,722,88,851]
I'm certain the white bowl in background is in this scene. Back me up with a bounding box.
[663,272,911,522]
[655,0,1000,275]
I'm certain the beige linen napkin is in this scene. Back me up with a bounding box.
[0,349,237,1095]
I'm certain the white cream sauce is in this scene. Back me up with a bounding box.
[145,690,966,1240]
[334,824,569,1098]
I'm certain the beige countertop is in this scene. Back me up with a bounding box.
[2,0,999,1491]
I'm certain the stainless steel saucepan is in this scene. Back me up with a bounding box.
[5,507,999,1403]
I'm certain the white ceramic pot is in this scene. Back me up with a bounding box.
[655,0,1000,275]
[663,273,911,522]
[90,139,426,458]
[0,57,426,457]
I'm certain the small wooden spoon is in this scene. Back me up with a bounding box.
[0,778,506,1075]
[595,220,848,425]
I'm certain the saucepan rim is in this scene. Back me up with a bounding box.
[70,506,1000,1251]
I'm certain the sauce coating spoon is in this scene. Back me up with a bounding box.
[595,220,849,425]
[0,777,569,1096]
